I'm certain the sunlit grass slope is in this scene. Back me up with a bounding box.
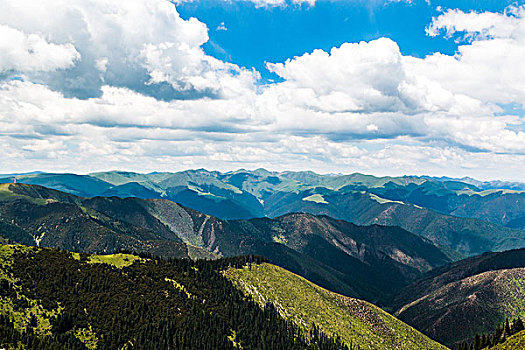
[224,263,448,350]
[491,330,525,349]
[71,252,144,268]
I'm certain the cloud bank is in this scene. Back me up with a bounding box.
[0,1,524,180]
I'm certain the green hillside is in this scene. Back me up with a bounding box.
[0,244,349,350]
[225,263,448,350]
[0,173,112,198]
[0,183,210,259]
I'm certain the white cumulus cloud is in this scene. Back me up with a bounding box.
[417,5,525,105]
[175,0,315,7]
[0,0,257,99]
[0,24,80,73]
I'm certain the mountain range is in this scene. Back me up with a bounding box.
[2,169,525,257]
[0,182,450,304]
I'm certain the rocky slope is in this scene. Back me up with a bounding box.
[392,249,525,346]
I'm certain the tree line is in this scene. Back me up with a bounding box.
[457,318,525,350]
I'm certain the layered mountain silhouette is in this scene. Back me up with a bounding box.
[2,169,524,257]
[1,170,524,349]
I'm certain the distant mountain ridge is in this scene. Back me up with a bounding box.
[423,175,525,191]
[2,169,525,257]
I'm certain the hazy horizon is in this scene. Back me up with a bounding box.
[2,167,525,183]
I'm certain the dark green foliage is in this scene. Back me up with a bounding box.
[0,315,80,350]
[0,221,36,246]
[0,246,349,350]
[456,318,525,350]
[511,318,524,334]
[504,320,511,338]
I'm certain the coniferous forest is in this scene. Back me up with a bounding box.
[0,245,351,350]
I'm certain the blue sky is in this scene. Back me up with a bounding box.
[1,0,525,180]
[177,0,515,80]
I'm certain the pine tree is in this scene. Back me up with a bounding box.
[504,319,512,338]
[511,318,524,335]
[480,334,488,348]
[473,334,481,350]
[29,314,38,329]
[492,325,503,346]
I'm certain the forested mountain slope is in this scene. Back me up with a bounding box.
[224,263,447,350]
[0,244,348,350]
[0,244,447,350]
[0,183,207,259]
